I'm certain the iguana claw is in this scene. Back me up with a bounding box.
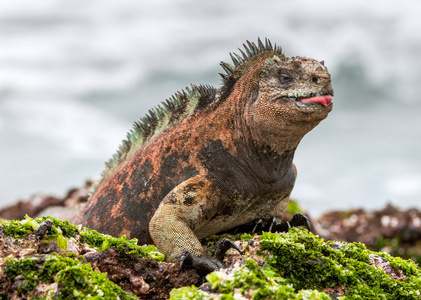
[270,213,311,232]
[289,213,311,231]
[250,213,311,234]
[252,219,264,234]
[268,217,291,233]
[179,238,243,273]
[179,252,223,273]
[214,238,244,261]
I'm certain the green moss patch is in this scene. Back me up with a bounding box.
[1,218,39,238]
[0,216,166,299]
[171,229,421,299]
[2,254,137,299]
[260,228,421,299]
[2,217,421,299]
[170,259,329,299]
[0,216,164,261]
[79,227,164,261]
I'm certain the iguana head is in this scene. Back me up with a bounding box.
[220,38,333,152]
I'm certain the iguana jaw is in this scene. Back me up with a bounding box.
[297,95,332,106]
[294,94,333,112]
[283,91,334,113]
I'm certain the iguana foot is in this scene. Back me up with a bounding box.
[179,252,223,273]
[179,238,243,273]
[269,213,311,233]
[289,213,311,230]
[251,213,311,234]
[214,238,244,261]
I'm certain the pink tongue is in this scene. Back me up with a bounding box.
[300,95,332,106]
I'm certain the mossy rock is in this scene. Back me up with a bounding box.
[170,259,330,300]
[172,229,421,299]
[1,217,421,299]
[0,216,163,260]
[0,216,166,299]
[2,254,137,299]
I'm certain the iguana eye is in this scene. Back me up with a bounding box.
[278,73,293,84]
[311,74,321,84]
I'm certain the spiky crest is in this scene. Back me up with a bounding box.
[92,84,217,193]
[219,37,283,99]
[221,38,281,74]
[93,38,282,193]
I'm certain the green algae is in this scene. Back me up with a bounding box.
[2,216,421,299]
[38,216,79,238]
[169,285,208,300]
[207,259,330,300]
[240,233,253,242]
[375,235,421,266]
[79,227,164,261]
[0,216,164,261]
[0,218,38,238]
[170,259,330,299]
[260,228,421,299]
[0,216,165,298]
[0,216,78,240]
[171,229,421,299]
[3,254,137,299]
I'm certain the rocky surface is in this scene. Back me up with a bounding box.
[1,183,421,298]
[2,182,420,265]
[0,217,200,299]
[315,204,421,264]
[1,217,420,299]
[0,181,93,221]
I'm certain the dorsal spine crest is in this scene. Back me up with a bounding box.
[94,38,281,193]
[219,38,283,82]
[94,84,217,193]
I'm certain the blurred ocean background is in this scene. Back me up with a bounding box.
[1,1,420,216]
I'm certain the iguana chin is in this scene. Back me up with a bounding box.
[72,38,333,269]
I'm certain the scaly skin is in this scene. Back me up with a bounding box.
[72,39,333,262]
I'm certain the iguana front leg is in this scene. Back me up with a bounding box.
[149,175,221,262]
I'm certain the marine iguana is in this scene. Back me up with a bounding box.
[72,38,333,271]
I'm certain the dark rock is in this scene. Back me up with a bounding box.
[315,203,421,264]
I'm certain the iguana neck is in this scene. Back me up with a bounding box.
[243,140,296,185]
[213,98,297,185]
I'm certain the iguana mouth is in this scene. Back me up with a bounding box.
[296,95,332,106]
[290,92,333,112]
